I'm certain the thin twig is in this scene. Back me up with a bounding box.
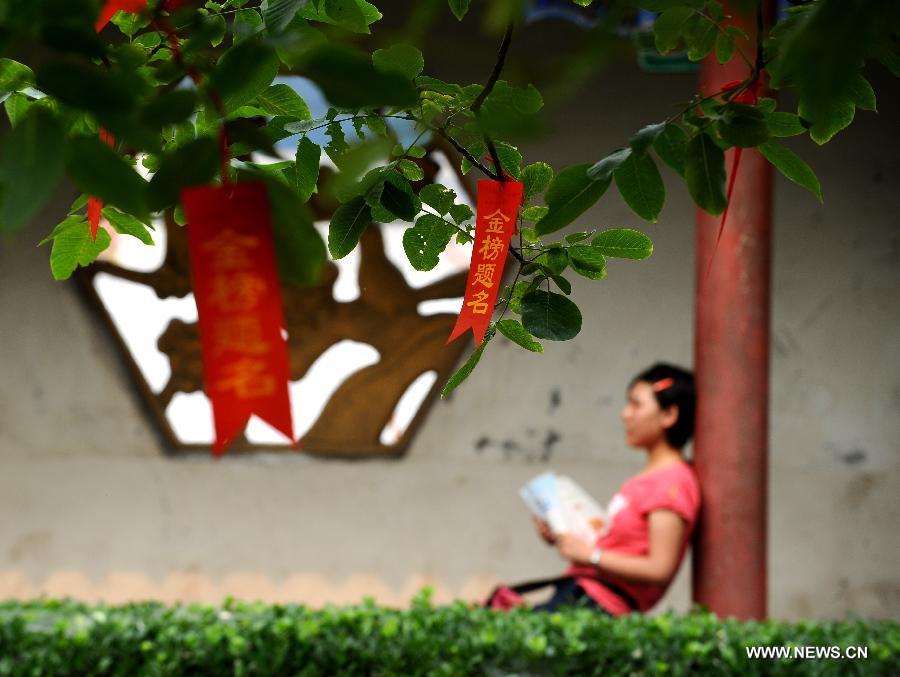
[471,22,515,181]
[754,1,765,83]
[472,23,514,113]
[484,137,505,181]
[435,127,497,177]
[507,243,525,263]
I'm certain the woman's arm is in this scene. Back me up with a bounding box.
[556,510,687,586]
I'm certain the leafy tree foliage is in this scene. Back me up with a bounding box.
[0,0,896,391]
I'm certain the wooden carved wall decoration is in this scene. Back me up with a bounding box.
[75,140,480,457]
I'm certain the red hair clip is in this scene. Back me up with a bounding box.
[651,377,674,392]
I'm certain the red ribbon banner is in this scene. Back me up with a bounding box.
[183,182,294,455]
[707,78,761,278]
[447,179,524,346]
[86,128,116,240]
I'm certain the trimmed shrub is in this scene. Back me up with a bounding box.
[0,594,897,676]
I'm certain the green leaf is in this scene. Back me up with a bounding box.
[323,0,369,33]
[521,162,553,199]
[587,148,631,182]
[233,8,264,42]
[498,281,523,314]
[49,218,111,280]
[300,45,418,108]
[654,7,692,54]
[714,30,735,64]
[497,319,543,353]
[37,60,136,115]
[567,245,606,272]
[260,175,327,286]
[207,14,227,46]
[800,96,855,146]
[419,184,456,216]
[766,112,806,138]
[535,248,568,275]
[380,181,417,221]
[441,325,494,398]
[522,205,548,222]
[591,228,654,259]
[0,58,34,92]
[717,103,769,148]
[324,120,349,163]
[139,89,196,128]
[299,0,381,33]
[765,0,877,147]
[448,0,470,20]
[372,44,424,80]
[265,0,308,33]
[134,31,162,50]
[65,134,148,220]
[110,9,149,37]
[460,140,486,175]
[294,136,320,202]
[3,92,31,127]
[0,107,64,234]
[756,97,777,114]
[629,123,666,156]
[256,84,312,120]
[402,214,456,271]
[550,274,571,295]
[101,207,154,244]
[535,164,611,236]
[564,231,593,244]
[147,137,219,212]
[449,203,473,224]
[684,132,727,215]
[328,196,372,258]
[683,14,717,61]
[476,81,544,136]
[520,290,582,341]
[758,140,823,202]
[398,159,425,182]
[211,40,280,112]
[653,124,689,176]
[613,152,665,222]
[848,74,876,112]
[569,256,606,281]
[69,193,89,215]
[487,141,523,180]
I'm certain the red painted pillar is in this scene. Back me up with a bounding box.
[692,3,774,620]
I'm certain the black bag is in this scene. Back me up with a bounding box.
[484,574,639,612]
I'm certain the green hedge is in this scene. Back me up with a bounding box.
[1,595,897,676]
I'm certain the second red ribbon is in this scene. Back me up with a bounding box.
[448,179,524,346]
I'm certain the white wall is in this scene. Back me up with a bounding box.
[0,31,897,620]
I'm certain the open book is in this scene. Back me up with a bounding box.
[520,472,607,542]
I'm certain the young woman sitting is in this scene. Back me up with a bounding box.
[528,363,700,615]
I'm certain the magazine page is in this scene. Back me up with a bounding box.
[555,476,607,541]
[520,472,607,539]
[519,472,568,534]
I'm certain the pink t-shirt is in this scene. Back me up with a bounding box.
[565,461,701,615]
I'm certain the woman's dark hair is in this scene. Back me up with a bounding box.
[631,363,696,448]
